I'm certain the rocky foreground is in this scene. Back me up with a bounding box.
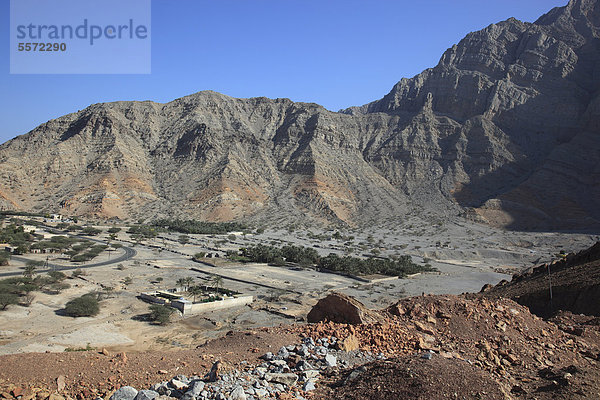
[0,292,598,400]
[1,243,600,399]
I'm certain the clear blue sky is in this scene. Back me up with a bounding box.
[1,0,567,144]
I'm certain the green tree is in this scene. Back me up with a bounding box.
[0,292,19,310]
[183,277,194,290]
[64,294,100,317]
[81,226,102,236]
[149,304,174,325]
[47,271,67,282]
[0,252,10,266]
[188,285,202,303]
[178,235,190,245]
[107,227,121,234]
[211,275,224,296]
[23,260,43,278]
[176,277,186,290]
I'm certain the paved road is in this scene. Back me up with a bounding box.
[0,245,137,278]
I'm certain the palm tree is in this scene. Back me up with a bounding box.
[183,277,194,290]
[188,286,202,303]
[211,275,224,297]
[176,277,186,291]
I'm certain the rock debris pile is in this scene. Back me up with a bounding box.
[105,337,382,400]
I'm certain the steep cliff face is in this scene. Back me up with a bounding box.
[0,0,598,229]
[344,0,600,229]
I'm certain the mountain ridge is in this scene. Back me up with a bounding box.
[1,0,599,230]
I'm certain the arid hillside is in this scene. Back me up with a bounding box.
[1,0,599,229]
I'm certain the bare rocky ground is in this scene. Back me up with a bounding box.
[0,218,595,355]
[0,291,598,399]
[0,221,598,399]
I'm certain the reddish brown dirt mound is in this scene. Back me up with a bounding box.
[0,329,300,399]
[293,295,600,399]
[314,355,507,400]
[307,292,385,324]
[479,242,600,317]
[1,295,599,399]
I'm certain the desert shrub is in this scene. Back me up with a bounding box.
[127,225,158,238]
[82,226,102,236]
[0,252,10,266]
[72,268,84,277]
[153,219,245,234]
[47,271,67,282]
[107,227,121,234]
[64,294,100,317]
[149,304,174,325]
[178,235,190,245]
[0,292,19,310]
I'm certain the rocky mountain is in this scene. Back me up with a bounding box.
[1,0,599,229]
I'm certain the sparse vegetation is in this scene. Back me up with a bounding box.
[236,244,319,266]
[0,223,37,253]
[149,304,175,325]
[234,244,433,277]
[153,219,245,235]
[64,343,95,352]
[81,226,102,236]
[64,293,100,317]
[178,235,190,245]
[0,252,9,266]
[127,225,158,239]
[0,292,19,310]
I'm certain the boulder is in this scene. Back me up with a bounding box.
[229,386,246,400]
[110,386,138,400]
[264,373,299,387]
[134,390,159,400]
[307,293,384,324]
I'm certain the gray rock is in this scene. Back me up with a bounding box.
[302,380,317,392]
[229,386,246,400]
[134,390,159,400]
[277,347,290,360]
[269,360,288,368]
[303,370,320,379]
[324,354,337,367]
[181,380,206,399]
[295,360,313,371]
[254,388,268,398]
[110,386,138,400]
[170,378,188,391]
[264,372,299,387]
